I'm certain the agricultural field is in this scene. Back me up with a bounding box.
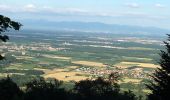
[0,30,165,93]
[43,68,89,82]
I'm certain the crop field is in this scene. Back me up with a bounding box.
[43,68,89,82]
[115,61,160,69]
[72,61,106,67]
[0,30,165,93]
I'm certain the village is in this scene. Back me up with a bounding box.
[74,65,152,80]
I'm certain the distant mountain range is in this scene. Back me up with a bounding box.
[21,20,170,35]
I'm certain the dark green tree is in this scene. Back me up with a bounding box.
[24,78,68,100]
[108,72,120,83]
[0,76,23,100]
[74,77,136,100]
[147,34,170,100]
[0,15,22,60]
[74,77,118,99]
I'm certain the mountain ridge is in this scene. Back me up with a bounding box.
[20,20,170,35]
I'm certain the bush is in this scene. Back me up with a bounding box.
[24,78,68,100]
[0,76,23,100]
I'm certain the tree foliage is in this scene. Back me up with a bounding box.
[24,78,68,100]
[0,15,22,60]
[147,34,170,100]
[0,76,23,100]
[0,76,137,100]
[74,77,136,100]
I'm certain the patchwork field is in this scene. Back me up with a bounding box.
[0,30,165,96]
[114,61,159,69]
[42,54,71,60]
[72,61,106,67]
[43,68,89,82]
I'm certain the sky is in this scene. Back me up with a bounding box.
[0,0,170,30]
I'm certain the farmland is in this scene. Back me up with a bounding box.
[0,30,165,95]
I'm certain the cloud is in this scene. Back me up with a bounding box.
[40,7,122,18]
[23,4,37,12]
[0,4,87,15]
[0,4,167,21]
[125,3,140,8]
[41,6,88,15]
[0,5,11,11]
[0,4,37,13]
[155,4,165,8]
[123,12,167,20]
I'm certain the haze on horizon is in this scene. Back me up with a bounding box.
[0,0,170,30]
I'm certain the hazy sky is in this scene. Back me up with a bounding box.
[0,0,170,29]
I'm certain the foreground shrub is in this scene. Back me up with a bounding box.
[74,77,136,100]
[24,78,68,100]
[0,76,23,100]
[0,76,137,100]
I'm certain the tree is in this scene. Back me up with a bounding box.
[74,77,118,100]
[0,15,22,60]
[0,76,23,100]
[24,78,68,100]
[147,34,170,100]
[74,77,136,100]
[108,72,120,83]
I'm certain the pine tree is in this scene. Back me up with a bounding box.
[147,34,170,100]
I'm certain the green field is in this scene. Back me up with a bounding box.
[0,30,165,98]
